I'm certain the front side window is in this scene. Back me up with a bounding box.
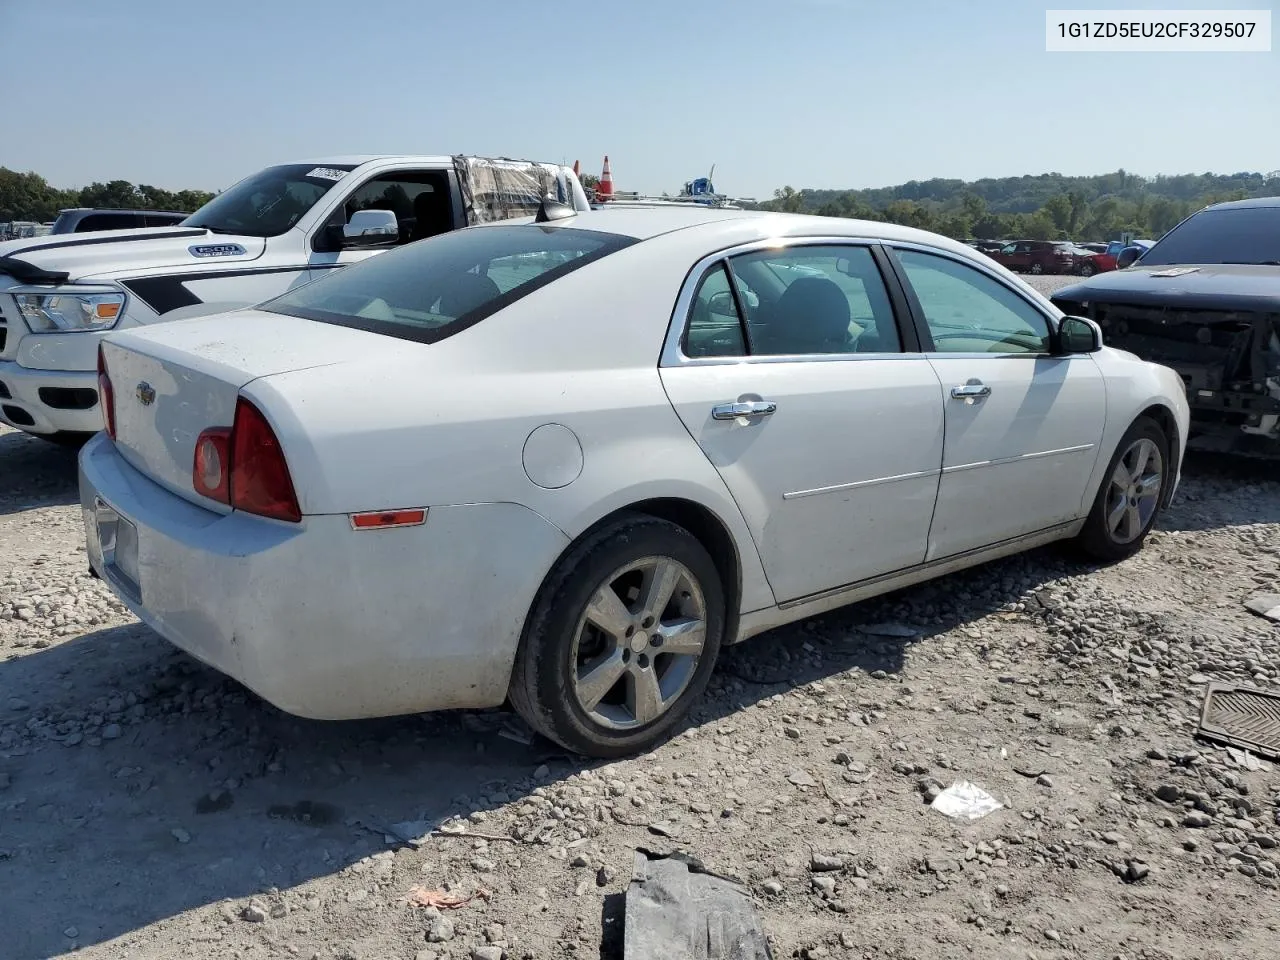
[324,171,453,246]
[182,163,356,237]
[265,225,637,344]
[895,249,1052,354]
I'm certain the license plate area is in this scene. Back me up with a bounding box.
[94,497,141,602]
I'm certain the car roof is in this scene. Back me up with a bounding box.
[1204,195,1280,211]
[550,205,979,251]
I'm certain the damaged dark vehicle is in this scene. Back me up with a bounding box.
[1052,197,1280,456]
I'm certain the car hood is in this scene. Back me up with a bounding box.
[1053,263,1280,312]
[0,227,267,283]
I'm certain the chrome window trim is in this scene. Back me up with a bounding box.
[660,235,919,368]
[881,240,1065,359]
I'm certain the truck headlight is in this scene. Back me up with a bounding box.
[14,287,126,333]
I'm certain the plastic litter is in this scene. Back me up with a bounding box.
[930,781,1004,820]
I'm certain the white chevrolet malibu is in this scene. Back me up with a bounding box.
[80,203,1190,757]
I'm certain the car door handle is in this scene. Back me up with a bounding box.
[950,382,992,400]
[712,400,777,420]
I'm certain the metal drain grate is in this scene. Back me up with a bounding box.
[1197,683,1280,762]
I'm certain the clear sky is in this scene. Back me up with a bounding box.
[2,0,1276,198]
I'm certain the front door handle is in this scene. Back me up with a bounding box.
[950,381,992,401]
[712,400,777,421]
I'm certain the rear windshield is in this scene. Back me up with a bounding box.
[264,224,637,343]
[1140,206,1280,266]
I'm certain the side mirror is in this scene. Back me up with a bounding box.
[708,291,738,317]
[342,209,399,247]
[1056,315,1102,354]
[1116,246,1142,269]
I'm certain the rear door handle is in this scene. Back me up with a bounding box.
[712,400,777,420]
[950,382,991,401]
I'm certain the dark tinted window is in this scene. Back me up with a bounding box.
[144,212,187,227]
[265,225,637,344]
[1140,206,1280,265]
[182,163,356,237]
[77,213,140,232]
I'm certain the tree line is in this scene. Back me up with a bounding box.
[0,167,215,223]
[755,169,1280,241]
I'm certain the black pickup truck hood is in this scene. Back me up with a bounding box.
[1054,264,1280,312]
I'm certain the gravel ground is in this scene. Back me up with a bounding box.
[2,285,1279,959]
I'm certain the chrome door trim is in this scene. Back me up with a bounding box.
[783,467,940,501]
[732,519,1085,643]
[940,443,1095,476]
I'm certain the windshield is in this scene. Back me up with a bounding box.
[182,163,355,237]
[1139,206,1280,266]
[264,224,638,344]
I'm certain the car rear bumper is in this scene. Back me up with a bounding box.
[0,360,103,434]
[78,432,571,719]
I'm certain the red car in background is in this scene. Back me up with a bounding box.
[987,240,1078,275]
[1075,239,1157,275]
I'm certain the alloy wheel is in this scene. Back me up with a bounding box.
[569,556,707,730]
[1105,438,1163,544]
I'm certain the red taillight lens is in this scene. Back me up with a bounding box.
[97,344,115,440]
[229,397,301,523]
[192,428,231,504]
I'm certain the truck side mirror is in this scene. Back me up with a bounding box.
[1116,246,1142,269]
[342,209,399,247]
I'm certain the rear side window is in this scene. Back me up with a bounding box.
[264,225,637,344]
[684,245,902,358]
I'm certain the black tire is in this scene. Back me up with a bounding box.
[508,513,725,758]
[1073,417,1169,562]
[1030,262,1045,275]
[38,431,94,449]
[1078,262,1096,277]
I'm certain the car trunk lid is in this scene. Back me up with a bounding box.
[100,309,397,508]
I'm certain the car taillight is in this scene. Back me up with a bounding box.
[192,427,231,504]
[229,397,301,522]
[96,344,115,440]
[190,396,301,522]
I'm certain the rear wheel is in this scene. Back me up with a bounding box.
[508,514,724,758]
[1030,261,1045,275]
[1074,417,1168,562]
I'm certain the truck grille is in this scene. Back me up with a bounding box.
[1091,302,1259,393]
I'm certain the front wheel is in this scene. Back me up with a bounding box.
[508,514,725,758]
[1078,262,1096,277]
[1073,417,1169,562]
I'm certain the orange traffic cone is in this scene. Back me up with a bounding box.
[596,155,614,202]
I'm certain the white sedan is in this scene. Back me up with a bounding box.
[80,203,1190,757]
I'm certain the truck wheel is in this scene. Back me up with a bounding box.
[508,514,724,758]
[1073,417,1169,562]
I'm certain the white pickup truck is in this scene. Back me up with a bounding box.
[0,155,590,441]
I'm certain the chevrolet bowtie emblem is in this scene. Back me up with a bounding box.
[136,382,156,406]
